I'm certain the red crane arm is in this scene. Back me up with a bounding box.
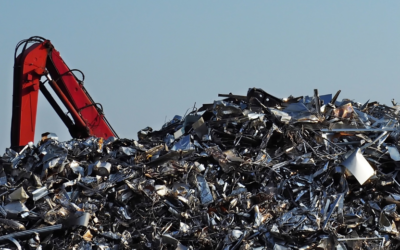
[11,37,118,148]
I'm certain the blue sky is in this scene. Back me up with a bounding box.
[0,1,399,149]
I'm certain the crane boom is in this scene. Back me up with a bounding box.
[11,36,118,148]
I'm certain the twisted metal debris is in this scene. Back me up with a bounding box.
[2,88,400,249]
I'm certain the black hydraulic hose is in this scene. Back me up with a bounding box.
[53,69,85,84]
[14,36,46,63]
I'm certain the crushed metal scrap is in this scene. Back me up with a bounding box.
[2,88,400,249]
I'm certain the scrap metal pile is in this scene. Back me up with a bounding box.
[2,88,400,249]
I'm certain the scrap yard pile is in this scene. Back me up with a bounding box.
[3,88,400,250]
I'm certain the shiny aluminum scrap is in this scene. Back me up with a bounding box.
[2,87,400,249]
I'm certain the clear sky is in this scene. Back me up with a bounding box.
[0,1,399,150]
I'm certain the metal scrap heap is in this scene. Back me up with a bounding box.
[2,88,400,249]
